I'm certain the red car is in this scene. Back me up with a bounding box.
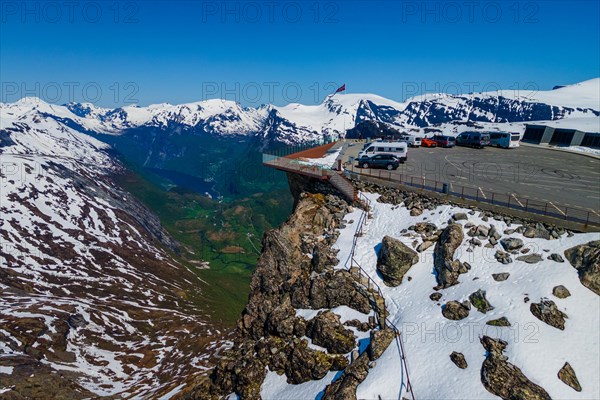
[421,138,438,147]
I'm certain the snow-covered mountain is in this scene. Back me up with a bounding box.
[3,78,598,146]
[0,105,226,397]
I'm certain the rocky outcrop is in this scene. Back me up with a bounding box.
[557,362,582,392]
[480,336,551,400]
[188,189,394,399]
[564,241,600,295]
[530,299,568,330]
[377,236,419,286]
[434,224,465,288]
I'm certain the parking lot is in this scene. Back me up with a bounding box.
[343,142,600,214]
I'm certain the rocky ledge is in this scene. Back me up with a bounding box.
[185,187,394,399]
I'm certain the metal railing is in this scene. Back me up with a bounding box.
[346,164,600,228]
[344,192,416,400]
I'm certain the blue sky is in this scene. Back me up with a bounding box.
[1,0,599,107]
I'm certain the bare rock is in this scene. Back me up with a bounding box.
[500,237,524,251]
[516,254,544,264]
[430,292,442,301]
[450,351,468,369]
[557,362,582,392]
[492,273,510,282]
[552,285,571,299]
[548,253,565,263]
[442,300,470,320]
[369,329,395,361]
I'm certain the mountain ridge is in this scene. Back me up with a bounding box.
[3,78,598,146]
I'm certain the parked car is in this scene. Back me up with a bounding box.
[398,135,422,147]
[431,135,456,148]
[358,141,408,162]
[456,132,491,148]
[357,154,401,170]
[420,137,438,147]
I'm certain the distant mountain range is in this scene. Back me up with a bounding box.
[2,78,598,146]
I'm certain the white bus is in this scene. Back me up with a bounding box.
[358,141,408,162]
[489,132,521,148]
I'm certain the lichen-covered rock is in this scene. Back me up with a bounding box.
[434,224,465,288]
[486,317,511,326]
[306,311,357,354]
[530,299,568,330]
[377,236,419,286]
[480,336,551,400]
[442,300,470,320]
[469,289,494,313]
[430,292,442,301]
[557,362,582,392]
[564,240,600,295]
[450,351,468,369]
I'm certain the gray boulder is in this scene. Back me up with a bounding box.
[548,253,565,263]
[376,236,419,286]
[500,237,524,251]
[516,254,544,264]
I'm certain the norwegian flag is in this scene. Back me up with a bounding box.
[334,84,346,93]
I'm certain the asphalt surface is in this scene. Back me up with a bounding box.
[343,142,600,213]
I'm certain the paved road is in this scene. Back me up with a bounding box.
[342,142,600,213]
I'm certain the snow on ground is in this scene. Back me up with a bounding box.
[352,192,599,400]
[261,191,600,399]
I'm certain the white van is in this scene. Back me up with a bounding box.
[398,135,422,147]
[489,132,520,148]
[358,141,408,162]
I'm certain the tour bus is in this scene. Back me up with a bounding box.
[358,141,408,162]
[489,132,521,148]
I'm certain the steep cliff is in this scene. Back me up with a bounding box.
[185,174,394,399]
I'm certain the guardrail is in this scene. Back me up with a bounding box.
[346,164,600,228]
[344,192,416,400]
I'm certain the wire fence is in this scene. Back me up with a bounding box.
[346,164,600,228]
